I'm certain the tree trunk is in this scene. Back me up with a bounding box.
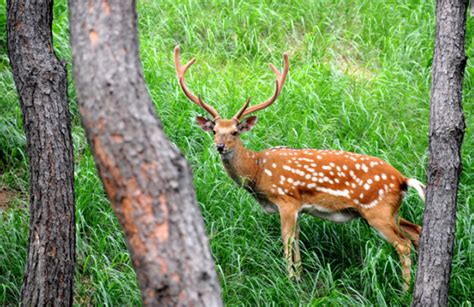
[68,1,222,306]
[412,0,467,306]
[6,0,76,305]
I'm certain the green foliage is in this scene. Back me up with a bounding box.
[0,0,473,305]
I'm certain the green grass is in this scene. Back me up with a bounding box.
[1,0,473,305]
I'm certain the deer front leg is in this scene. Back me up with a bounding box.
[279,205,301,280]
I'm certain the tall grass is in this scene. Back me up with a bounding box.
[0,0,472,305]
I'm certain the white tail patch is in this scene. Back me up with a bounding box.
[407,178,426,202]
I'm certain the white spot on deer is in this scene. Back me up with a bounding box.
[345,181,350,186]
[360,193,364,199]
[283,165,291,171]
[277,188,285,195]
[351,183,356,188]
[287,178,294,183]
[343,165,348,170]
[381,173,387,180]
[316,187,350,198]
[305,174,311,179]
[364,183,370,190]
[322,165,331,170]
[311,163,317,167]
[367,179,373,184]
[311,177,318,181]
[355,163,361,170]
[272,163,277,168]
[329,162,336,167]
[389,183,394,188]
[307,183,316,188]
[336,166,342,171]
[264,169,272,176]
[280,175,286,182]
[378,189,384,196]
[361,164,369,173]
[316,155,322,160]
[391,175,395,180]
[334,178,340,183]
[374,175,380,181]
[358,199,380,209]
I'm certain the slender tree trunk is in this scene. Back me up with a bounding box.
[412,0,467,305]
[68,1,222,306]
[6,0,76,305]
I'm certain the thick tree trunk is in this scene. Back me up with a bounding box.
[6,0,76,305]
[68,1,222,306]
[412,0,467,306]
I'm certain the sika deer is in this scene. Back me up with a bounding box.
[174,46,424,290]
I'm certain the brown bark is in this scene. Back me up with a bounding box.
[6,0,76,305]
[68,1,222,306]
[412,0,467,306]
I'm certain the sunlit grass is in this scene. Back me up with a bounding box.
[0,0,473,305]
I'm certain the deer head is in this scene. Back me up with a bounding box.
[174,46,289,156]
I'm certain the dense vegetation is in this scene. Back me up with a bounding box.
[0,0,472,305]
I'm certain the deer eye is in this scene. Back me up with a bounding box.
[231,131,238,136]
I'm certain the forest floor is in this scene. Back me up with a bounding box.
[0,0,473,306]
[0,188,16,211]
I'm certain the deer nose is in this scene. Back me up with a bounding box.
[216,144,225,153]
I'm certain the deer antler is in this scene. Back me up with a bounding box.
[174,46,221,119]
[232,97,251,122]
[234,53,289,120]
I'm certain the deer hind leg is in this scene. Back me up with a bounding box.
[366,215,413,291]
[398,217,422,250]
[278,204,301,280]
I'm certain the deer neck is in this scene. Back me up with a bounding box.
[220,139,260,188]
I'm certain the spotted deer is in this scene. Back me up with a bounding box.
[174,46,425,290]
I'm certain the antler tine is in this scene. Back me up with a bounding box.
[174,46,221,119]
[240,52,289,118]
[232,97,251,122]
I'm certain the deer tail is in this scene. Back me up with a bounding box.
[406,178,426,202]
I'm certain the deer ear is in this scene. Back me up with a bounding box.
[195,116,215,132]
[237,116,258,132]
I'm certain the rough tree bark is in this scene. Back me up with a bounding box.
[68,1,222,306]
[412,0,467,306]
[6,0,76,305]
